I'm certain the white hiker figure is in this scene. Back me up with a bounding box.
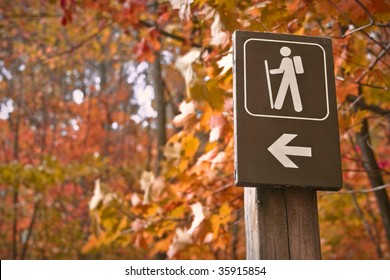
[265,46,304,112]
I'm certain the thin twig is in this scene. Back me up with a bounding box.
[345,184,383,258]
[139,19,203,48]
[323,183,390,195]
[20,196,40,260]
[356,42,390,84]
[325,0,387,50]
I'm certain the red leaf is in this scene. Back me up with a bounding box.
[134,38,156,63]
[60,0,67,9]
[61,17,67,26]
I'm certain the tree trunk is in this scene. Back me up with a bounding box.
[149,51,168,260]
[149,51,166,175]
[356,118,390,248]
[352,86,390,250]
[10,63,22,260]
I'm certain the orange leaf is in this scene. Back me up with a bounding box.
[149,234,174,257]
[192,219,212,242]
[134,38,156,63]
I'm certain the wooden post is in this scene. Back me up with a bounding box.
[245,187,321,259]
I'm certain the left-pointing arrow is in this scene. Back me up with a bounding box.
[267,133,312,168]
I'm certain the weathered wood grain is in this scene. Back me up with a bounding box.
[245,187,321,259]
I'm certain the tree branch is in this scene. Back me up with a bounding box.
[356,42,390,84]
[344,184,383,258]
[20,197,40,260]
[354,0,390,28]
[139,19,202,48]
[346,94,390,116]
[325,0,388,50]
[3,13,61,19]
[43,21,113,60]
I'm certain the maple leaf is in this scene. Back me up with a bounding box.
[134,38,156,63]
[147,28,162,51]
[167,228,193,258]
[130,193,142,206]
[209,114,226,142]
[89,179,103,210]
[217,49,233,76]
[164,142,182,159]
[182,134,200,158]
[149,234,174,257]
[175,48,201,95]
[210,12,229,47]
[173,101,196,127]
[188,202,205,234]
[169,0,194,20]
[140,171,155,204]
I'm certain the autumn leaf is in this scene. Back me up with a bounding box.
[210,12,229,47]
[173,101,196,127]
[140,171,155,204]
[192,218,212,242]
[81,235,99,254]
[209,114,226,142]
[149,233,175,256]
[169,0,194,20]
[219,202,233,225]
[147,28,162,51]
[217,50,233,76]
[89,179,103,210]
[175,48,202,96]
[188,202,205,234]
[134,38,156,63]
[182,134,200,158]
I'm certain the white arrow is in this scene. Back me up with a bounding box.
[267,133,312,168]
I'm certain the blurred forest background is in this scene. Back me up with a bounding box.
[0,0,389,260]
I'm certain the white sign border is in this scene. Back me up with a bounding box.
[243,38,330,121]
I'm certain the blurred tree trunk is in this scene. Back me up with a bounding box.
[354,86,390,250]
[356,118,390,249]
[9,56,22,260]
[150,51,166,175]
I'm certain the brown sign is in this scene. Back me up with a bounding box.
[233,31,342,191]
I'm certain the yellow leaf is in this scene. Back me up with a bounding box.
[178,158,189,172]
[219,202,233,225]
[146,204,159,217]
[117,216,128,232]
[189,81,207,102]
[205,79,225,110]
[210,214,220,237]
[156,220,177,238]
[170,204,187,219]
[182,134,200,158]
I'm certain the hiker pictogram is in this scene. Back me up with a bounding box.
[264,46,304,112]
[243,37,329,121]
